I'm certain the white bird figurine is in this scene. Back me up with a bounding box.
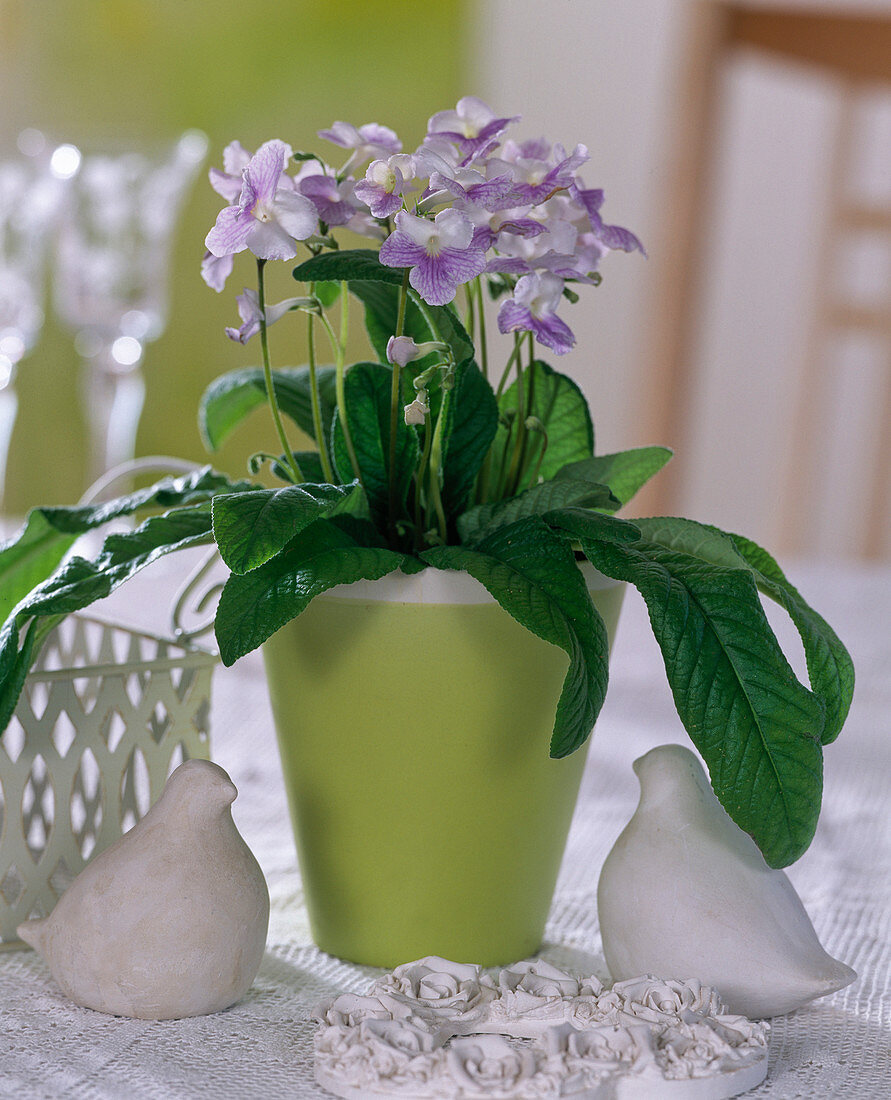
[18,758,269,1020]
[597,744,856,1017]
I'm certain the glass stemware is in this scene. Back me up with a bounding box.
[53,131,208,482]
[0,132,77,510]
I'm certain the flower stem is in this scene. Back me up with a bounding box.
[495,335,523,399]
[307,282,335,483]
[413,410,434,548]
[257,259,302,484]
[388,269,411,529]
[427,388,450,543]
[475,277,489,379]
[319,312,361,483]
[503,335,530,497]
[464,282,476,342]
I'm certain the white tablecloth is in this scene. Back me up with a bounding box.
[1,558,888,1098]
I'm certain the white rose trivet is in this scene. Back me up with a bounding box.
[313,956,769,1099]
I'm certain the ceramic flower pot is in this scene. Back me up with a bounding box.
[262,564,624,967]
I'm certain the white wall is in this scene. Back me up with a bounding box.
[474,0,686,454]
[475,0,891,558]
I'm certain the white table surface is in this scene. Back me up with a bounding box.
[0,554,888,1099]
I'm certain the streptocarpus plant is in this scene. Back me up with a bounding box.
[0,98,853,868]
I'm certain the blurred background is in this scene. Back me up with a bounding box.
[1,0,889,559]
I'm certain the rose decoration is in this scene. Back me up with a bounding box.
[313,957,770,1098]
[371,956,498,1025]
[446,1034,536,1097]
[614,976,724,1024]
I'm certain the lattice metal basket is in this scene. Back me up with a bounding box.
[0,613,215,948]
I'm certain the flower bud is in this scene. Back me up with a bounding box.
[404,396,429,426]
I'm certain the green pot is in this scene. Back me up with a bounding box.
[262,564,624,968]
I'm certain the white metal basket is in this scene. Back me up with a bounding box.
[0,614,215,948]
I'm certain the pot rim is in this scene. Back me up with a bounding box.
[318,561,621,605]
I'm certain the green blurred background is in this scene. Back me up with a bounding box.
[0,0,465,515]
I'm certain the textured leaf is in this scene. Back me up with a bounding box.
[728,533,853,744]
[0,468,242,622]
[491,360,594,494]
[212,481,365,574]
[272,451,329,484]
[199,366,337,451]
[332,362,419,526]
[423,518,610,758]
[0,514,76,624]
[458,481,621,545]
[214,520,403,665]
[314,280,341,307]
[581,530,826,867]
[555,446,673,506]
[0,507,215,732]
[632,518,854,744]
[293,249,404,286]
[441,360,499,516]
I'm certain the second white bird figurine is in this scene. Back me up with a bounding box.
[18,758,269,1020]
[598,744,856,1018]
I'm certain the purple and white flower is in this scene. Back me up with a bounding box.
[318,121,402,164]
[379,209,486,306]
[205,139,318,262]
[572,183,646,255]
[298,173,357,227]
[427,96,518,159]
[497,271,575,355]
[492,142,589,208]
[354,158,409,220]
[224,287,312,344]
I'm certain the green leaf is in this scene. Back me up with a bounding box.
[458,481,622,545]
[0,507,215,733]
[212,481,365,574]
[214,520,404,665]
[313,280,341,308]
[491,360,594,493]
[0,467,243,622]
[580,531,826,867]
[635,517,854,745]
[422,518,610,758]
[293,249,405,287]
[0,514,76,623]
[348,281,474,367]
[199,366,337,451]
[332,362,419,526]
[555,446,673,506]
[728,534,853,744]
[441,359,499,516]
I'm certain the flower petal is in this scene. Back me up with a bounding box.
[205,204,253,257]
[223,140,252,176]
[245,219,298,261]
[244,139,290,205]
[209,167,244,203]
[318,121,361,149]
[533,311,575,355]
[497,299,532,335]
[432,207,474,250]
[410,248,485,306]
[272,187,319,239]
[379,231,425,269]
[201,250,234,291]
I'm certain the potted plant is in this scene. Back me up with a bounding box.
[0,98,853,967]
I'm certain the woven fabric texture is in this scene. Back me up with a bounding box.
[0,559,887,1099]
